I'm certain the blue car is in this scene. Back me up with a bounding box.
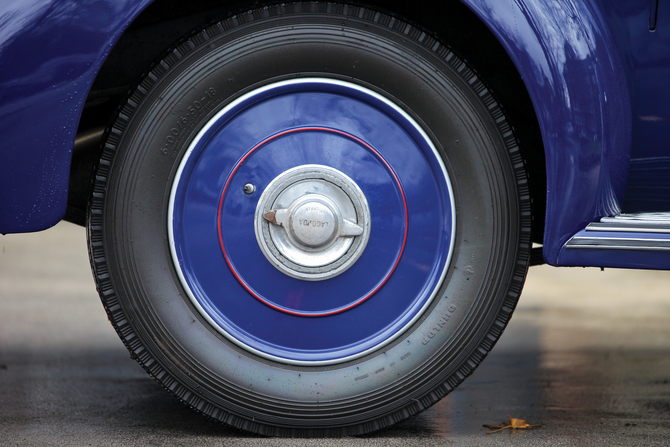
[1,0,668,436]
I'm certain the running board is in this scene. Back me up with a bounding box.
[558,213,670,269]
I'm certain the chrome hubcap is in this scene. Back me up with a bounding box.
[255,165,370,281]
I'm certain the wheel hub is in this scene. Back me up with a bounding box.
[169,78,454,363]
[255,165,370,280]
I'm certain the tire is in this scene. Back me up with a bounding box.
[87,2,531,437]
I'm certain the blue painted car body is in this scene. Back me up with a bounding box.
[1,0,669,269]
[0,0,150,233]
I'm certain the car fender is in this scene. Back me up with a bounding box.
[461,0,632,265]
[0,0,153,233]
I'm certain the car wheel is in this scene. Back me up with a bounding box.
[87,2,531,436]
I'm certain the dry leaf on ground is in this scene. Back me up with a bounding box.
[483,415,541,434]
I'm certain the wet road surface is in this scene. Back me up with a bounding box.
[1,222,670,446]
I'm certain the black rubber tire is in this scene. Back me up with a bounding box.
[87,2,531,437]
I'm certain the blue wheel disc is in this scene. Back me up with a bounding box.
[169,79,455,364]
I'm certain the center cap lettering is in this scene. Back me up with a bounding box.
[291,201,337,247]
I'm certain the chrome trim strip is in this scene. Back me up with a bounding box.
[565,212,670,251]
[601,212,670,222]
[566,236,670,250]
[586,223,670,233]
[581,212,670,234]
[566,244,670,251]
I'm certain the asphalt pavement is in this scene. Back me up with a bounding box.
[1,222,670,446]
